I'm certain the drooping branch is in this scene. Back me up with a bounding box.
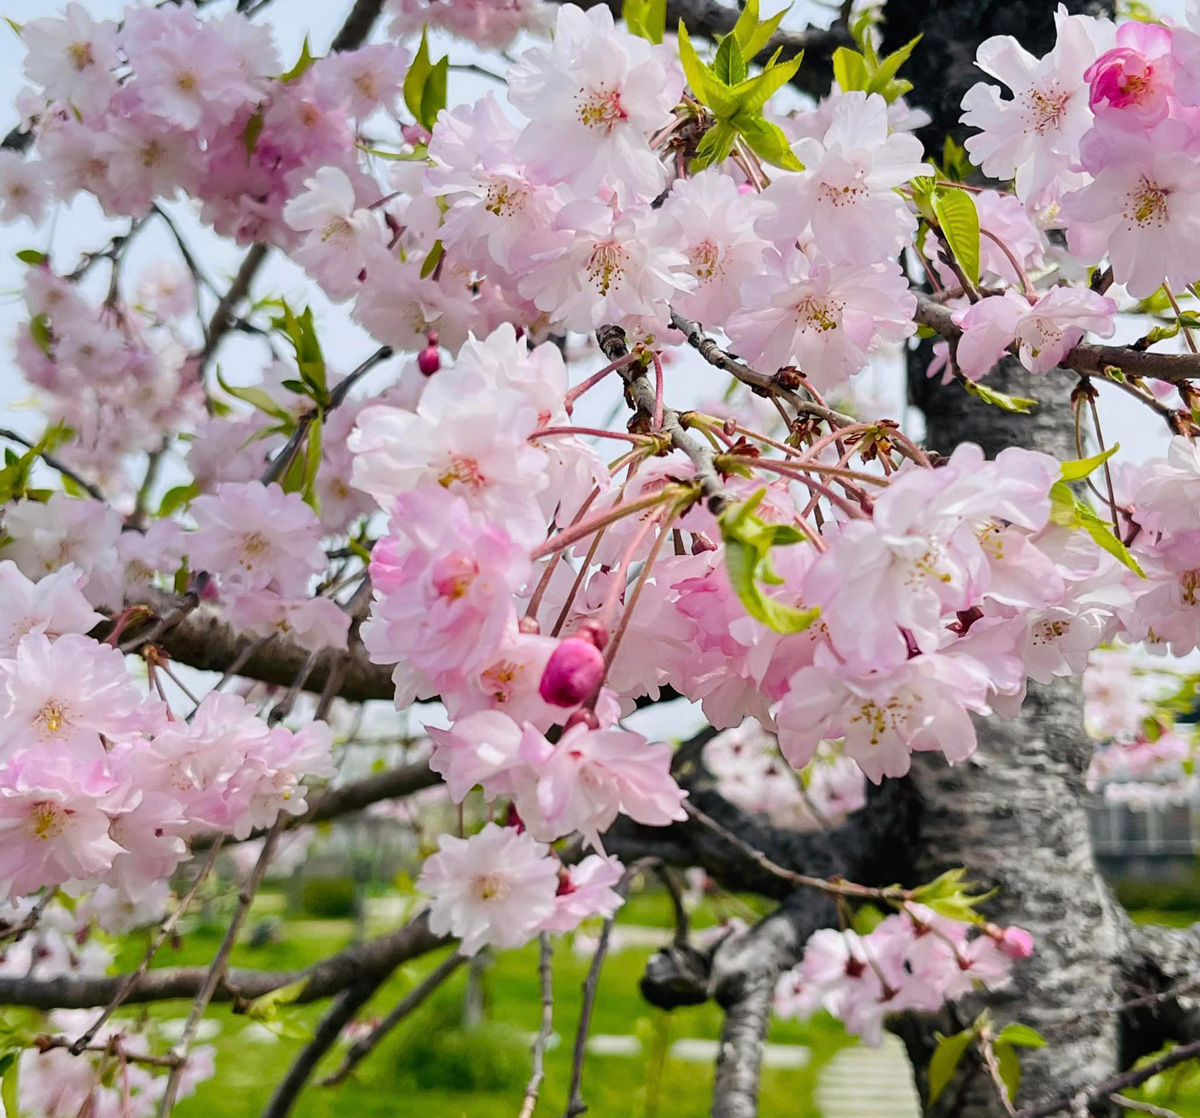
[710,895,839,1118]
[261,974,390,1118]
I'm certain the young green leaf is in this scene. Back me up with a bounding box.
[733,0,791,59]
[995,1024,1045,1049]
[994,1042,1022,1101]
[1048,481,1145,577]
[404,27,449,132]
[832,46,870,92]
[421,239,445,280]
[15,249,45,265]
[29,313,52,357]
[624,0,666,43]
[867,35,921,98]
[280,35,316,83]
[714,33,748,85]
[934,186,981,288]
[736,114,803,171]
[928,1028,975,1104]
[962,379,1038,414]
[1059,444,1119,482]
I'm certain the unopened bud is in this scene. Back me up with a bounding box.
[572,617,609,651]
[564,706,601,731]
[997,926,1034,959]
[417,336,441,376]
[518,615,541,635]
[539,637,605,707]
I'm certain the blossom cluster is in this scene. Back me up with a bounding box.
[774,906,1033,1045]
[0,560,333,903]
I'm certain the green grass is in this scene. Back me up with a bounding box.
[102,893,850,1118]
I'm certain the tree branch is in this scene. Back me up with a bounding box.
[914,291,1200,387]
[262,974,389,1118]
[0,912,445,1010]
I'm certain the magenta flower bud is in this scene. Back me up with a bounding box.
[418,343,441,376]
[998,926,1034,959]
[539,637,605,707]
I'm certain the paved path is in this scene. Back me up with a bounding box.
[815,1035,922,1118]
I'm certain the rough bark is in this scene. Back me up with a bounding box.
[900,362,1131,1118]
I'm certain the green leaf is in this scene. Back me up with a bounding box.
[719,489,821,635]
[714,34,748,86]
[1,1052,17,1118]
[403,28,449,132]
[867,35,921,97]
[302,410,323,514]
[732,0,791,59]
[692,121,739,171]
[624,0,666,43]
[245,978,308,1021]
[158,482,200,517]
[851,903,886,936]
[928,1029,975,1105]
[244,110,264,159]
[1048,481,1145,577]
[962,379,1038,414]
[15,249,45,266]
[728,50,804,115]
[996,1024,1045,1049]
[995,1043,1021,1101]
[280,35,315,83]
[271,304,328,402]
[215,367,294,424]
[832,46,870,92]
[736,115,803,171]
[677,23,738,117]
[912,867,997,924]
[421,54,449,132]
[420,239,445,280]
[934,186,981,288]
[1060,444,1119,482]
[4,17,21,37]
[29,314,51,357]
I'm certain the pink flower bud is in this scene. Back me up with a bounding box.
[418,343,441,376]
[998,926,1034,959]
[564,706,601,731]
[572,617,608,651]
[539,637,605,707]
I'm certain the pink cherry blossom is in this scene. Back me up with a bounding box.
[189,481,327,597]
[0,561,101,657]
[540,854,625,932]
[725,246,914,389]
[22,2,119,110]
[953,287,1117,379]
[507,3,682,205]
[1086,21,1176,129]
[419,822,560,955]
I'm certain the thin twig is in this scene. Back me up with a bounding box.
[1111,1094,1184,1118]
[70,837,225,1055]
[563,860,654,1118]
[0,427,106,501]
[319,952,467,1087]
[156,821,286,1116]
[518,935,555,1118]
[1016,1038,1200,1118]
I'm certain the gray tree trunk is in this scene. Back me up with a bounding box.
[879,4,1167,1113]
[898,361,1131,1116]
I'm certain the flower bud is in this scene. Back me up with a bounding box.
[539,637,605,707]
[998,926,1034,959]
[572,617,609,651]
[418,333,441,376]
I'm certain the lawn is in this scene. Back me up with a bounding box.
[71,895,1200,1117]
[99,889,852,1118]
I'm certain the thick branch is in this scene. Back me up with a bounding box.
[0,912,445,1010]
[710,896,839,1118]
[914,291,1200,387]
[122,588,394,703]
